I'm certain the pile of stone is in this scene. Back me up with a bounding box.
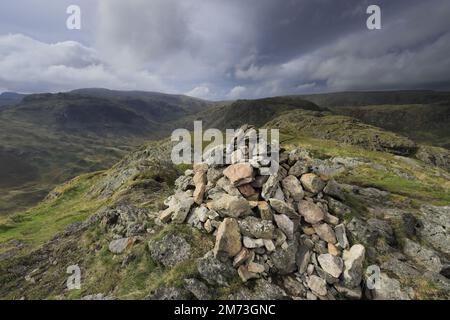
[156,125,366,300]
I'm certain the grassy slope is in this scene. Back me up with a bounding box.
[330,104,450,148]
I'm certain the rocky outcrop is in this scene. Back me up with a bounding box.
[157,125,367,300]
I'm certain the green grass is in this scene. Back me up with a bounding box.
[281,135,450,206]
[0,172,106,251]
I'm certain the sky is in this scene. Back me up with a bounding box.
[0,0,450,100]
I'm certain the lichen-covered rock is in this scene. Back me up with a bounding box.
[318,253,343,278]
[298,200,324,224]
[197,251,237,286]
[238,216,275,239]
[148,234,191,268]
[300,173,326,194]
[281,175,304,201]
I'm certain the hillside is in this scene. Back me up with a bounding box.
[0,90,211,215]
[0,124,448,300]
[298,90,450,108]
[330,103,450,149]
[0,92,24,108]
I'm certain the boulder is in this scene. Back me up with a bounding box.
[271,242,298,275]
[343,244,365,288]
[273,214,294,240]
[257,201,273,220]
[281,176,304,201]
[197,251,236,286]
[148,234,191,268]
[214,218,242,261]
[300,173,326,194]
[370,273,412,300]
[239,216,275,239]
[269,198,297,217]
[313,223,337,244]
[223,163,253,186]
[318,254,343,278]
[238,265,259,282]
[261,174,280,200]
[184,278,211,300]
[168,192,195,224]
[208,194,252,218]
[193,164,208,204]
[216,177,242,197]
[335,224,349,249]
[402,238,443,273]
[307,275,327,296]
[298,201,324,224]
[288,160,309,177]
[109,238,130,255]
[323,180,345,200]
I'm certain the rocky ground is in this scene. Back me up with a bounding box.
[0,125,448,300]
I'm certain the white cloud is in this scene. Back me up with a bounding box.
[227,86,247,99]
[0,33,168,93]
[186,86,211,99]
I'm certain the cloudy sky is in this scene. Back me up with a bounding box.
[1,0,450,100]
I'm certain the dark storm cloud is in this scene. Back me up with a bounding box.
[0,0,450,98]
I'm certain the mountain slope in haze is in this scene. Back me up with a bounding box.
[179,96,322,130]
[0,92,24,108]
[0,90,212,215]
[298,90,450,108]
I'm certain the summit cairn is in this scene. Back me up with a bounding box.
[156,125,366,300]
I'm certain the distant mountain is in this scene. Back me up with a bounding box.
[297,90,450,108]
[0,92,25,108]
[180,96,322,130]
[1,89,449,215]
[0,89,212,214]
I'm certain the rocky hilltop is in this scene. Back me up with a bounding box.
[1,123,448,300]
[151,125,366,299]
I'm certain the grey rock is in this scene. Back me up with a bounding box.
[335,224,349,249]
[300,173,325,194]
[273,214,294,240]
[197,251,237,286]
[288,160,309,177]
[147,287,189,300]
[239,216,275,239]
[281,176,305,201]
[296,245,311,274]
[232,279,287,300]
[109,238,129,255]
[370,273,412,300]
[216,176,242,197]
[307,275,327,296]
[271,242,298,275]
[261,174,280,200]
[184,278,211,300]
[318,254,343,278]
[269,198,297,217]
[343,244,365,288]
[323,180,345,200]
[148,234,191,268]
[402,238,443,273]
